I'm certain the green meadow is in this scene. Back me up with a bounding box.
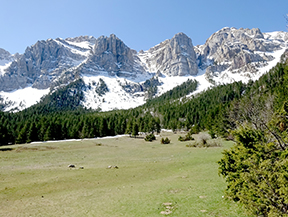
[0,132,250,217]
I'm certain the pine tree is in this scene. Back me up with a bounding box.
[16,123,29,144]
[27,121,39,143]
[132,121,139,137]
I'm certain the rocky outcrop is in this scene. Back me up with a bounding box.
[65,35,96,44]
[0,48,12,60]
[196,27,287,79]
[0,48,14,77]
[139,32,198,76]
[80,34,145,75]
[0,38,88,91]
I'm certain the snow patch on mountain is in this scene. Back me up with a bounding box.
[209,44,287,85]
[0,60,12,76]
[1,86,50,112]
[81,74,147,111]
[65,40,94,50]
[54,38,91,57]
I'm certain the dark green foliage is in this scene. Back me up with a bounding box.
[189,124,201,134]
[208,129,217,139]
[160,137,170,144]
[0,123,12,146]
[26,122,39,143]
[132,122,139,137]
[217,54,288,217]
[144,133,156,142]
[178,131,194,141]
[95,78,109,96]
[218,125,288,216]
[39,79,86,111]
[147,117,161,134]
[145,79,198,104]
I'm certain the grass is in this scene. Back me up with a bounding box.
[0,132,250,217]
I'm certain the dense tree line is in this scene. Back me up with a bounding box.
[1,52,288,147]
[0,109,162,145]
[0,75,252,145]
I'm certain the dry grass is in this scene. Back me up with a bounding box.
[0,132,249,217]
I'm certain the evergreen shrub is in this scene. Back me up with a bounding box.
[144,133,156,142]
[161,137,170,144]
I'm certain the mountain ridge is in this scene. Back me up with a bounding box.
[0,27,287,112]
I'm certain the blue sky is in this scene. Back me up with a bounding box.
[1,0,287,54]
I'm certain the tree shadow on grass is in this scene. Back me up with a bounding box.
[0,148,14,151]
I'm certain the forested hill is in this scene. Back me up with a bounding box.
[1,50,288,146]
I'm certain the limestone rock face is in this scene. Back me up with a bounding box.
[139,32,198,76]
[0,48,12,60]
[199,27,277,67]
[196,27,288,82]
[65,35,96,44]
[76,34,146,78]
[0,48,14,77]
[91,34,143,74]
[0,38,89,91]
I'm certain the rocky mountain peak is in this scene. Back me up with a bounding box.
[139,32,198,76]
[170,32,196,57]
[65,35,96,44]
[198,27,287,84]
[0,37,88,91]
[202,27,271,60]
[0,48,12,60]
[81,33,144,75]
[93,34,131,56]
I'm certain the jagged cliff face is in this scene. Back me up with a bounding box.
[0,48,12,60]
[0,28,287,112]
[195,27,288,83]
[139,32,198,76]
[0,48,14,76]
[78,34,145,77]
[0,38,91,91]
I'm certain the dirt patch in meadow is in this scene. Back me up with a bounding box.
[15,146,57,152]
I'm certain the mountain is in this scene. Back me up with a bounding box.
[0,48,14,76]
[0,28,287,112]
[138,32,198,76]
[1,49,288,145]
[196,27,288,84]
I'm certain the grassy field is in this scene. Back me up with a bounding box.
[0,132,250,217]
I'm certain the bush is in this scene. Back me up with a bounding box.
[186,139,221,148]
[218,126,288,216]
[178,135,194,141]
[161,137,170,144]
[189,125,200,134]
[208,129,217,139]
[186,134,221,148]
[198,134,209,146]
[144,133,156,142]
[178,131,194,141]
